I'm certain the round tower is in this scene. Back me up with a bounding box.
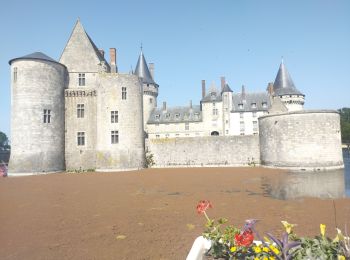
[134,50,159,130]
[8,52,67,175]
[272,61,305,111]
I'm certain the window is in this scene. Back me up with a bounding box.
[43,109,51,123]
[240,121,245,132]
[149,98,153,104]
[194,113,199,119]
[240,112,244,119]
[238,103,243,109]
[213,109,218,115]
[122,87,127,100]
[185,122,189,130]
[111,130,119,144]
[262,102,267,108]
[165,113,170,119]
[251,103,257,109]
[155,114,160,120]
[253,112,257,118]
[253,121,258,131]
[78,73,85,86]
[226,120,229,124]
[111,111,118,123]
[77,132,85,146]
[165,134,169,138]
[77,104,84,118]
[175,113,180,119]
[156,134,160,138]
[13,67,17,82]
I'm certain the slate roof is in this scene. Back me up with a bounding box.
[232,92,271,112]
[273,62,304,96]
[221,83,233,93]
[148,105,202,124]
[201,84,222,103]
[134,51,156,85]
[9,52,63,66]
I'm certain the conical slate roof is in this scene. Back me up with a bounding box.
[134,50,155,84]
[9,52,61,65]
[273,62,304,96]
[221,83,233,93]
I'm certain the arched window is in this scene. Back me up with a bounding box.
[211,131,219,136]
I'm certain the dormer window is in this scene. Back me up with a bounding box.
[238,104,243,109]
[251,103,256,109]
[175,113,180,119]
[165,113,170,119]
[262,102,267,108]
[155,114,160,120]
[194,113,199,119]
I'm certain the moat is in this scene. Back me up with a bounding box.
[263,148,350,200]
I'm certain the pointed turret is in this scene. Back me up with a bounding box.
[59,19,110,72]
[272,61,305,111]
[134,49,156,85]
[273,61,303,96]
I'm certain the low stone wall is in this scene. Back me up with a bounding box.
[147,135,260,167]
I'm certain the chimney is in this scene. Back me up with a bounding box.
[162,101,167,111]
[241,85,246,100]
[220,76,226,91]
[98,49,105,58]
[201,80,206,98]
[109,48,117,73]
[267,82,274,95]
[149,63,154,80]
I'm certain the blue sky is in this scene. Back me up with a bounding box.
[1,0,349,138]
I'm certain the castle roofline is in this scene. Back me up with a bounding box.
[273,61,304,96]
[9,52,66,68]
[134,50,156,85]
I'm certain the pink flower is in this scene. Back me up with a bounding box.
[196,200,212,214]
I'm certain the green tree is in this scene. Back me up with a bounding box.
[338,108,350,143]
[0,131,9,149]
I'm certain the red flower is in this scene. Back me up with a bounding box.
[234,229,254,247]
[196,200,212,214]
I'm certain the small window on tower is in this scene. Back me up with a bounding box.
[13,67,17,82]
[78,73,85,86]
[111,130,119,144]
[43,109,51,123]
[149,98,153,104]
[77,132,85,146]
[111,111,118,123]
[122,87,127,100]
[77,104,85,118]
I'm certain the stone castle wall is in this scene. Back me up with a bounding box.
[9,59,66,175]
[259,110,344,170]
[147,135,260,167]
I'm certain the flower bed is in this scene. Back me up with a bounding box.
[187,200,349,260]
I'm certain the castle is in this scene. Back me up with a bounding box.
[8,20,344,175]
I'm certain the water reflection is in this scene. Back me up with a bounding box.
[263,149,350,200]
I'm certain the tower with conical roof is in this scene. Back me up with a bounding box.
[134,49,159,130]
[272,61,305,111]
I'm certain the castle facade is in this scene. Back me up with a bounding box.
[8,21,344,175]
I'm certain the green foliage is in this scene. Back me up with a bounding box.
[292,236,339,259]
[145,151,155,168]
[339,107,350,143]
[0,131,9,148]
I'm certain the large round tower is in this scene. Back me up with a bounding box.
[134,50,159,130]
[8,52,67,175]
